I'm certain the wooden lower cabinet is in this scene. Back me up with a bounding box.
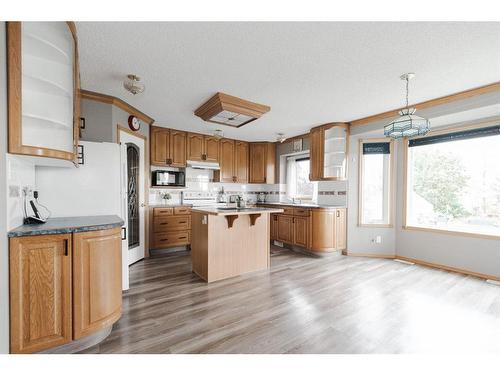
[150,206,191,250]
[9,228,123,353]
[72,228,122,340]
[277,215,293,244]
[293,216,310,248]
[9,234,73,354]
[270,207,346,254]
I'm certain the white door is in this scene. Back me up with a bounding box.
[119,130,146,270]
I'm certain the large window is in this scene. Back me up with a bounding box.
[285,154,316,201]
[359,139,394,226]
[405,124,500,237]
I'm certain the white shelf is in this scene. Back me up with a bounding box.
[23,74,72,98]
[22,114,72,129]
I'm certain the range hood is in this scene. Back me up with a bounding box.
[187,160,220,170]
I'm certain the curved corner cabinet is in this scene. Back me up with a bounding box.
[9,228,122,353]
[309,123,349,181]
[269,206,346,255]
[7,22,80,163]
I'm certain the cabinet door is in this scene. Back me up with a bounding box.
[270,214,278,241]
[7,22,78,162]
[73,228,122,340]
[151,127,170,166]
[277,215,294,244]
[293,217,309,248]
[9,234,72,353]
[235,141,249,183]
[219,138,236,182]
[249,142,266,183]
[309,127,323,181]
[204,136,220,162]
[335,208,347,250]
[187,133,204,161]
[169,130,187,167]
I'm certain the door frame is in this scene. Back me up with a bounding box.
[117,125,150,259]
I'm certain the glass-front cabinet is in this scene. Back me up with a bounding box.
[7,22,80,164]
[309,123,349,181]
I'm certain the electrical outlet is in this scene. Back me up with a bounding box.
[9,185,20,198]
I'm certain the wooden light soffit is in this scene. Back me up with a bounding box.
[80,89,155,125]
[349,81,500,127]
[194,92,270,128]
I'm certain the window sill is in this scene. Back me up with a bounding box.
[402,225,500,240]
[358,223,393,228]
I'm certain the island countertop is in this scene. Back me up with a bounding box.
[8,215,124,238]
[191,207,284,216]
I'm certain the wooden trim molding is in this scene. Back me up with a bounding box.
[350,81,500,127]
[395,255,500,282]
[80,89,155,125]
[346,252,395,259]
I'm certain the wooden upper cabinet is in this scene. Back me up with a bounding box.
[235,141,249,183]
[151,126,170,166]
[9,234,72,354]
[204,136,220,162]
[309,123,349,181]
[169,130,187,167]
[218,139,236,182]
[7,22,80,163]
[249,142,275,184]
[309,127,323,181]
[187,133,205,161]
[151,127,186,167]
[72,228,122,340]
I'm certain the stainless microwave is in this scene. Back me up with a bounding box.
[152,170,185,187]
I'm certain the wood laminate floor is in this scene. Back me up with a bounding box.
[80,247,500,354]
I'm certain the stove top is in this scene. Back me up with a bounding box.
[181,191,219,207]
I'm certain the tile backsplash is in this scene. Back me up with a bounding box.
[149,168,348,207]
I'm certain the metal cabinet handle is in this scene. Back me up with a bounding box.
[121,227,127,240]
[63,239,69,256]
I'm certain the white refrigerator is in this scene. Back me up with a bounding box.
[35,141,130,290]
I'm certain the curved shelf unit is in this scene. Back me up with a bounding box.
[22,74,72,98]
[23,27,72,65]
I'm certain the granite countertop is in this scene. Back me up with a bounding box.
[8,215,124,238]
[191,207,284,216]
[256,202,347,209]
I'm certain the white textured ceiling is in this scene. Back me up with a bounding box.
[76,22,500,141]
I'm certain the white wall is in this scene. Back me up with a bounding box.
[0,21,10,354]
[394,140,500,277]
[346,133,396,256]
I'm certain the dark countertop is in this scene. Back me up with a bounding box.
[191,207,284,216]
[256,202,346,209]
[8,215,124,238]
[149,204,192,208]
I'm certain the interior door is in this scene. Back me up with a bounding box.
[119,130,146,268]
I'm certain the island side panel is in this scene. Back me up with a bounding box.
[207,213,270,282]
[191,212,209,281]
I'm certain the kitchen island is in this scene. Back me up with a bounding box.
[190,207,283,282]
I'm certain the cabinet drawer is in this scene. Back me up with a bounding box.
[174,206,191,215]
[154,216,191,232]
[282,207,294,215]
[153,231,191,247]
[293,208,310,217]
[153,207,173,216]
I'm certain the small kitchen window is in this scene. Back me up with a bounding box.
[285,153,317,202]
[358,139,394,226]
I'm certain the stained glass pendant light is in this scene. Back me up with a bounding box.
[384,73,430,139]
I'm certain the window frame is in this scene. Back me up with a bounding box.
[358,138,395,228]
[403,120,500,240]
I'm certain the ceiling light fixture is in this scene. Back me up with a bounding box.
[212,129,224,139]
[276,133,287,143]
[384,73,430,139]
[123,74,145,95]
